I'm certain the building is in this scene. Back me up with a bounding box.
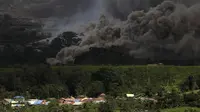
[59,97,75,105]
[11,96,26,108]
[93,97,106,104]
[99,93,106,97]
[59,94,106,106]
[73,99,83,106]
[59,97,88,106]
[27,99,50,106]
[3,99,12,105]
[126,94,135,98]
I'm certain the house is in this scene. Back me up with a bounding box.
[33,100,50,105]
[27,99,50,106]
[99,93,106,97]
[126,94,135,98]
[59,97,75,105]
[93,94,106,104]
[59,97,94,106]
[81,97,93,103]
[59,98,83,106]
[72,99,83,106]
[93,97,106,104]
[3,99,12,105]
[59,94,106,106]
[27,99,38,105]
[11,96,26,108]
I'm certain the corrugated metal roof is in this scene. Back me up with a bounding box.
[13,96,24,99]
[34,100,43,105]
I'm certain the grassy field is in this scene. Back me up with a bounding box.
[161,107,200,112]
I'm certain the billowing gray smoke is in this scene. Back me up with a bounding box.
[40,0,151,37]
[47,1,200,65]
[39,0,200,37]
[17,0,149,19]
[2,0,200,19]
[5,0,198,37]
[20,0,200,19]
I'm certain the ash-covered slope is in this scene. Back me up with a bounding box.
[47,1,200,65]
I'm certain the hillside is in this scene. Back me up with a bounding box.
[1,65,200,111]
[1,65,200,95]
[161,107,200,112]
[52,65,200,92]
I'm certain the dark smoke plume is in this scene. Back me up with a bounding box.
[46,1,200,65]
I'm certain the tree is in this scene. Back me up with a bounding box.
[159,89,183,108]
[99,101,115,112]
[75,72,92,96]
[61,105,75,112]
[82,103,99,112]
[0,104,12,112]
[184,92,200,107]
[182,76,199,92]
[144,86,153,97]
[88,81,105,97]
[46,100,61,112]
[188,76,199,90]
[92,68,126,96]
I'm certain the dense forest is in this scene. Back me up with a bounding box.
[1,65,200,111]
[1,65,200,98]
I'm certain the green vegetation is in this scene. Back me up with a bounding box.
[53,65,200,93]
[1,65,200,111]
[2,65,200,97]
[161,107,200,112]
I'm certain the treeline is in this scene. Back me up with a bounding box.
[0,65,175,99]
[1,65,200,99]
[1,65,200,111]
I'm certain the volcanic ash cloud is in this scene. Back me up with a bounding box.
[47,1,200,65]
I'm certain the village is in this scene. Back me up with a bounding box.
[1,93,158,109]
[2,93,107,108]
